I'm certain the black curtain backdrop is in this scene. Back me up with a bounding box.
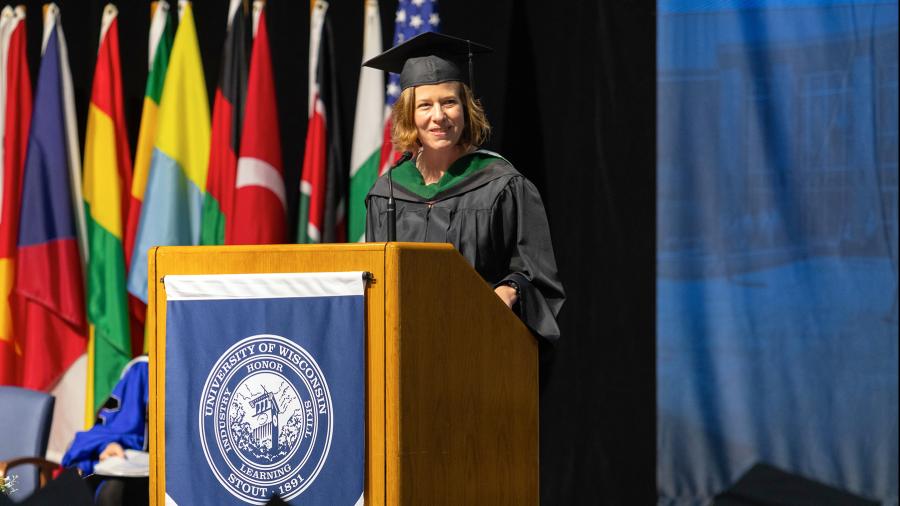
[21,0,655,503]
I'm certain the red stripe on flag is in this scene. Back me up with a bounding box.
[0,340,17,384]
[123,194,141,268]
[301,98,328,237]
[379,117,397,176]
[207,90,238,222]
[125,194,146,354]
[0,20,31,259]
[128,294,146,355]
[0,15,32,385]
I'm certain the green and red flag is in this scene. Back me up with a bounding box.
[298,0,345,243]
[82,3,133,415]
[202,0,249,245]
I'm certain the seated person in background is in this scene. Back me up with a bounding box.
[61,356,149,506]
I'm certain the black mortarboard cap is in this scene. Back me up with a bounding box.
[362,32,493,92]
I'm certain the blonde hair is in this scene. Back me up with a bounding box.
[391,81,491,152]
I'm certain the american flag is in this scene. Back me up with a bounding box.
[386,0,440,106]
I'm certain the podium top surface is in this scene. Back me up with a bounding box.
[153,242,456,255]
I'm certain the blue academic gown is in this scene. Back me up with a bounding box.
[61,358,149,475]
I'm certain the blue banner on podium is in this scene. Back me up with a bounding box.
[164,272,365,505]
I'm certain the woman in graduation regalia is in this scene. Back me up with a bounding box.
[363,33,565,342]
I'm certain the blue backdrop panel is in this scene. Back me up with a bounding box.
[657,0,898,504]
[165,295,364,505]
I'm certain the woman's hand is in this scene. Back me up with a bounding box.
[99,442,125,461]
[494,284,518,308]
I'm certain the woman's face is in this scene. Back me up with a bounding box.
[414,81,465,152]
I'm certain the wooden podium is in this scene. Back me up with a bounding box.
[148,243,538,505]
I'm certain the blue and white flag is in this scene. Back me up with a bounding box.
[164,272,365,505]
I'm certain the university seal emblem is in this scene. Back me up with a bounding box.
[198,334,333,504]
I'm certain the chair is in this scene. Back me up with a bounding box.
[0,387,58,501]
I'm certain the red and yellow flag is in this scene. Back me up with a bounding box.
[0,5,32,384]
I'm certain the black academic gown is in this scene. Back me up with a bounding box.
[366,150,565,342]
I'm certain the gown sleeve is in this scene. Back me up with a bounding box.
[495,177,566,342]
[365,194,387,242]
[61,361,149,475]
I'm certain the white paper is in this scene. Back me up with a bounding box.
[93,449,150,477]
